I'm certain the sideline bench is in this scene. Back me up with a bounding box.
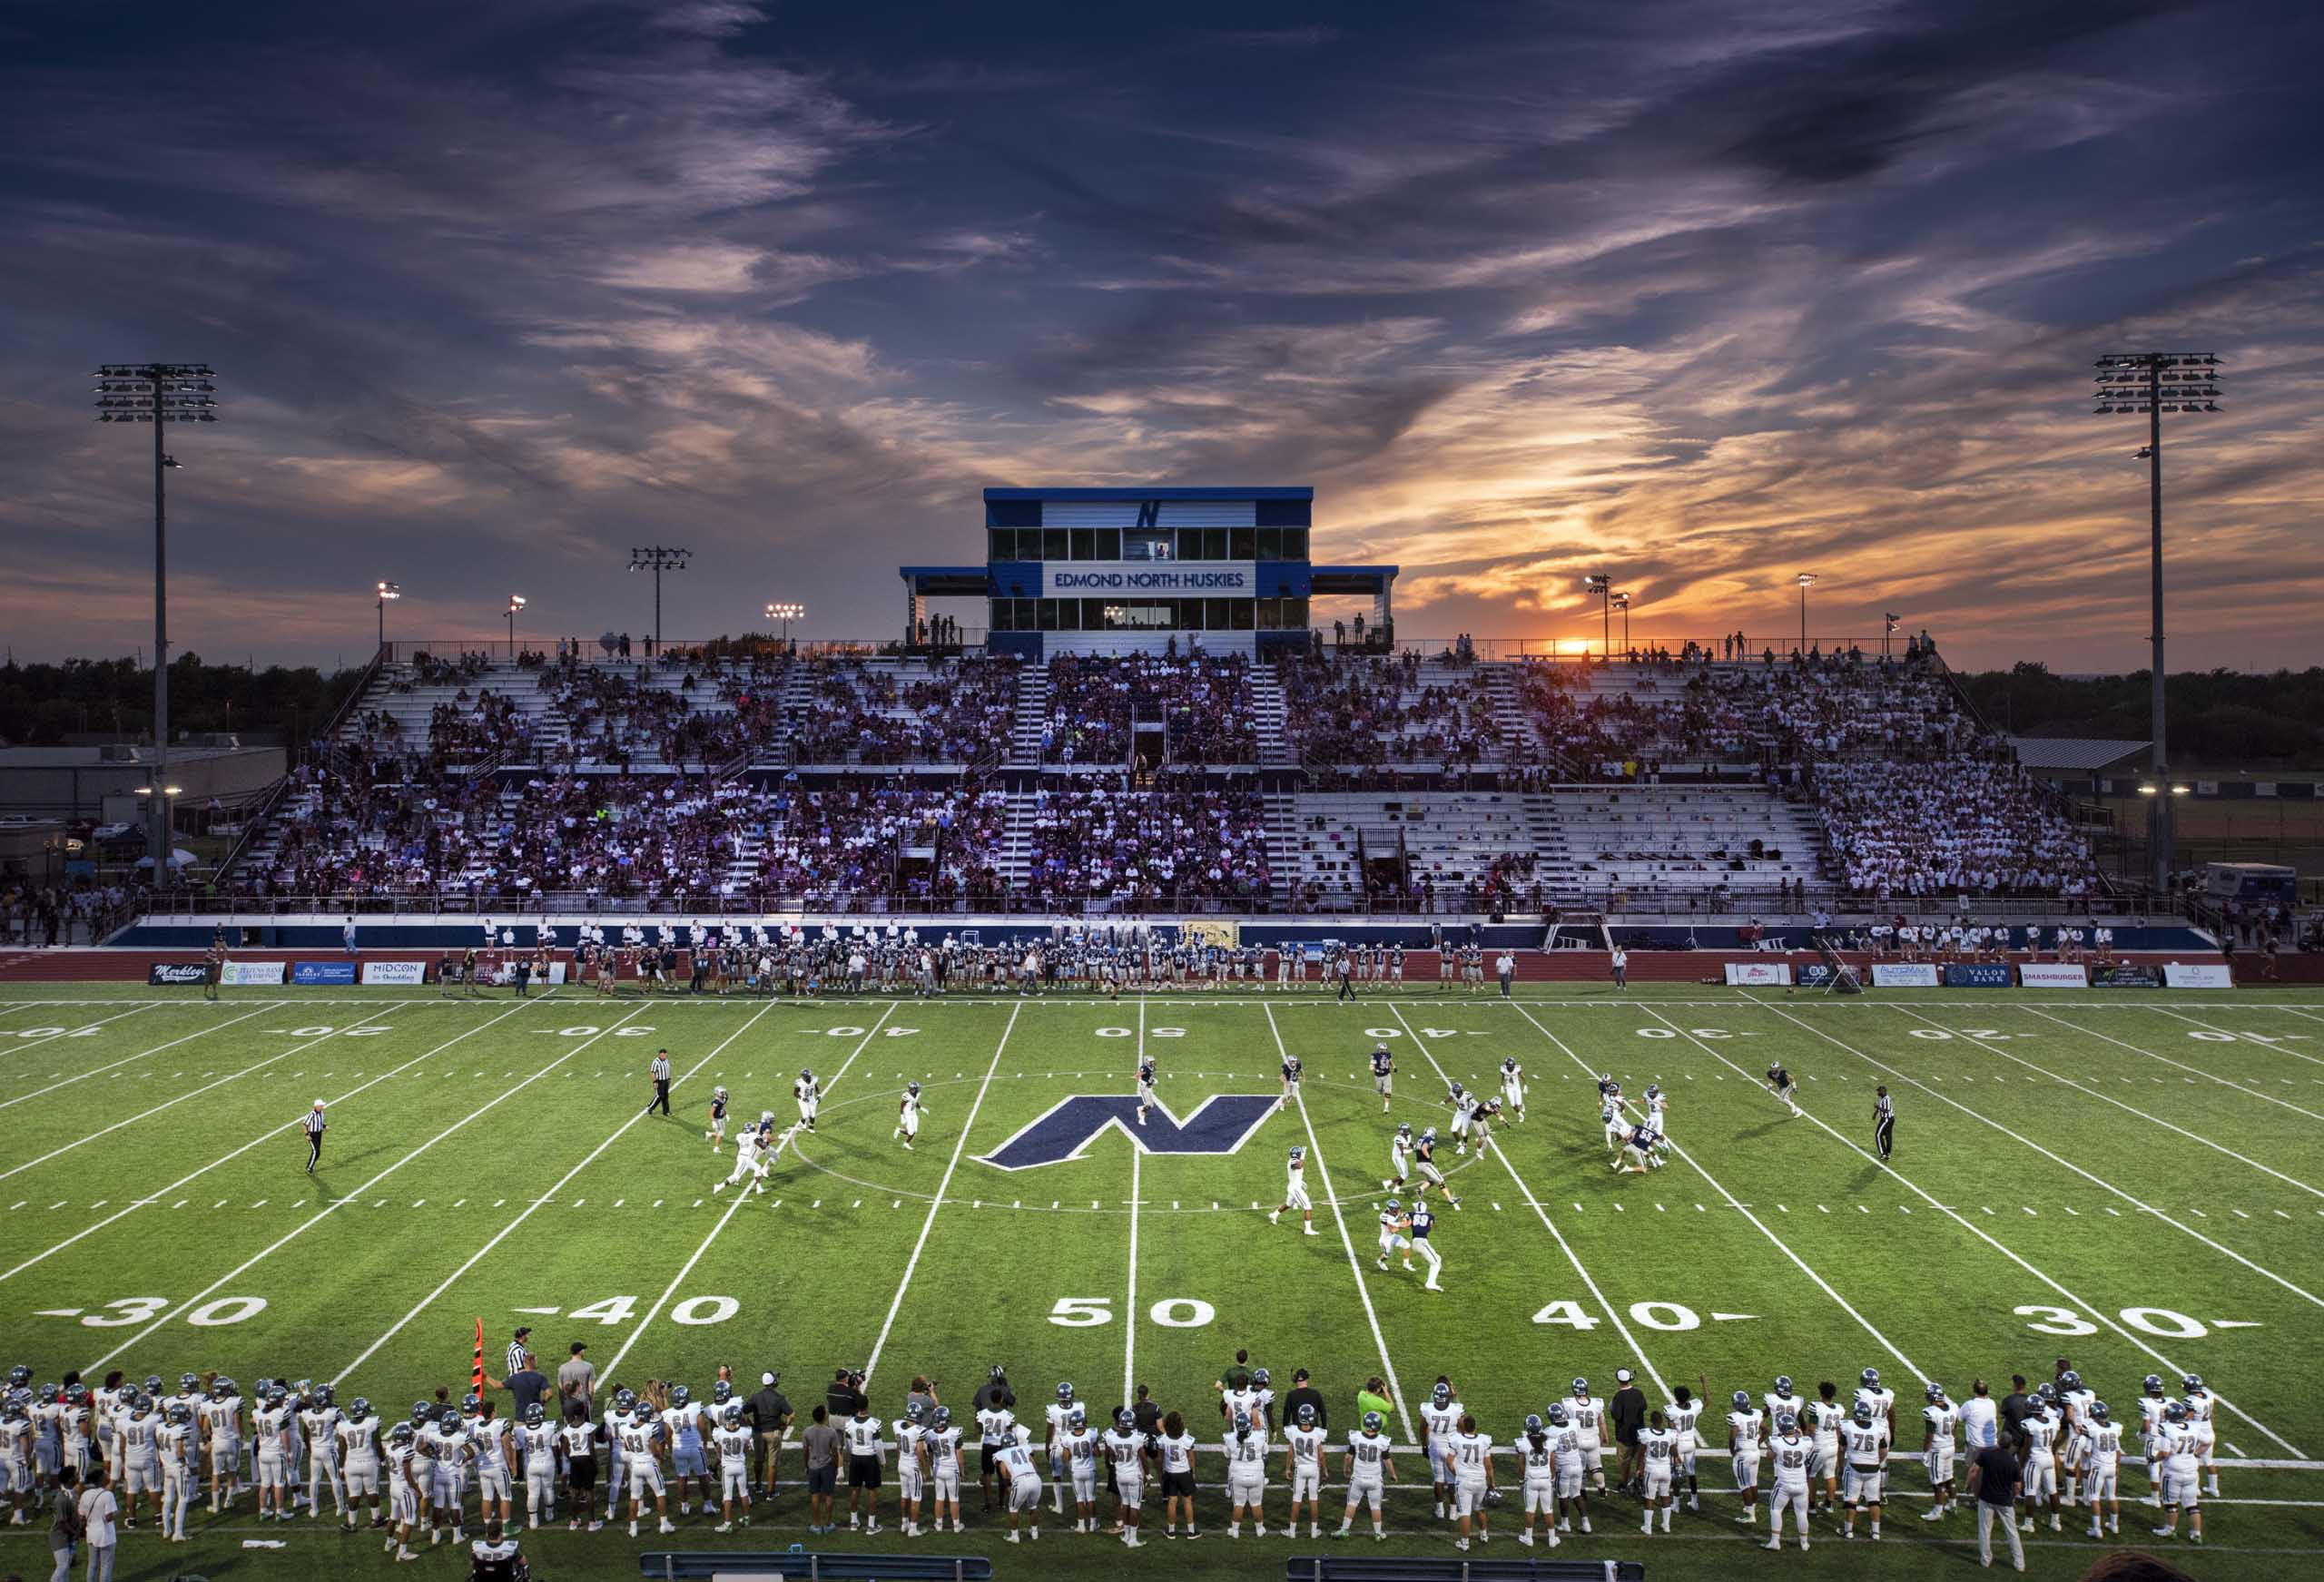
[1288,1558,1646,1582]
[641,1553,992,1582]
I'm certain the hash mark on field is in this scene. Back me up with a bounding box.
[2232,1209,2250,1219]
[493,1199,505,1208]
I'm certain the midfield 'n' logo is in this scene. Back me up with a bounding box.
[980,1094,1276,1173]
[1135,500,1162,529]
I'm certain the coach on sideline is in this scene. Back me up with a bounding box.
[747,1372,793,1500]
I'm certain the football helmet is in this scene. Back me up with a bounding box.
[1547,1403,1570,1427]
[1925,1382,1945,1404]
[1449,1082,1464,1098]
[2164,1402,2188,1424]
[908,1081,921,1097]
[714,1085,728,1102]
[315,1384,335,1409]
[1732,1390,1753,1412]
[1396,1123,1413,1141]
[1433,1382,1452,1408]
[1852,1401,1875,1427]
[461,1390,482,1415]
[4,1366,25,1389]
[1773,1376,1794,1397]
[1776,1410,1798,1434]
[1861,1367,1881,1390]
[1297,1404,1318,1428]
[1252,1369,1270,1389]
[389,1423,416,1447]
[932,1406,952,1430]
[671,1385,691,1408]
[523,1403,547,1428]
[2059,1371,2082,1391]
[1056,1381,1075,1404]
[1523,1412,1544,1435]
[1068,1406,1086,1431]
[143,1374,162,1396]
[2091,1401,2112,1424]
[2144,1374,2165,1397]
[179,1373,200,1392]
[2182,1374,2204,1392]
[1363,1410,1385,1434]
[411,1402,432,1426]
[1115,1409,1135,1430]
[713,1381,733,1405]
[348,1397,371,1420]
[1288,1145,1305,1163]
[906,1400,925,1424]
[1384,1198,1402,1214]
[1571,1378,1590,1399]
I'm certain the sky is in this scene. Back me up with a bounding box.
[1,0,2319,673]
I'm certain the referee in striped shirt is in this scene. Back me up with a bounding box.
[303,1100,328,1173]
[507,1328,534,1380]
[1873,1085,1896,1161]
[646,1049,673,1115]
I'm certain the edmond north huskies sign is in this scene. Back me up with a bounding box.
[980,1094,1277,1172]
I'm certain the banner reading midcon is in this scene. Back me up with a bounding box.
[1041,562,1256,597]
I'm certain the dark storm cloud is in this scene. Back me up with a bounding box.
[0,0,2318,669]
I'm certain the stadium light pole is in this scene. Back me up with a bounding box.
[629,545,692,652]
[1884,611,1900,660]
[95,361,218,884]
[1583,574,1611,657]
[506,594,527,660]
[2093,351,2221,899]
[1795,572,1817,651]
[1610,591,1630,654]
[764,601,804,648]
[376,580,400,653]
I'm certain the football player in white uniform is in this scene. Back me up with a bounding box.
[714,1114,775,1194]
[2055,1368,2095,1507]
[925,1406,965,1536]
[1335,1410,1395,1541]
[1639,1410,1679,1534]
[1449,1415,1494,1550]
[995,1425,1041,1542]
[619,1405,674,1538]
[1384,1123,1414,1191]
[157,1401,197,1541]
[471,1401,515,1533]
[298,1382,345,1523]
[1919,1381,1959,1520]
[1042,1383,1078,1517]
[253,1386,295,1521]
[793,1068,821,1132]
[1804,1381,1846,1516]
[894,1082,927,1150]
[1499,1056,1526,1121]
[1547,1402,1591,1533]
[1444,1082,1479,1153]
[1763,1411,1815,1552]
[1728,1390,1765,1527]
[2020,1390,2062,1532]
[1568,1379,1608,1494]
[1268,1145,1318,1234]
[2080,1400,2123,1539]
[514,1404,561,1529]
[1375,1198,1414,1273]
[1642,1082,1669,1136]
[383,1422,425,1561]
[2182,1373,2218,1498]
[891,1401,925,1537]
[1513,1414,1561,1548]
[1283,1403,1327,1539]
[334,1399,383,1533]
[2151,1400,2202,1544]
[1059,1407,1100,1532]
[1666,1382,1704,1512]
[1840,1400,1888,1540]
[1100,1408,1148,1547]
[1421,1381,1462,1519]
[1224,1408,1269,1537]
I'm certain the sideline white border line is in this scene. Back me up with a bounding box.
[0,1004,409,1184]
[1683,1000,2307,1459]
[1487,999,1922,1381]
[0,998,542,1283]
[1744,994,2324,1316]
[601,1003,897,1378]
[331,1003,754,1385]
[1263,999,1414,1442]
[0,1004,272,1113]
[1900,1005,2324,1196]
[82,1002,646,1374]
[862,1001,1024,1387]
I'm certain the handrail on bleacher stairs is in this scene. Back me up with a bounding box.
[639,1551,990,1581]
[1287,1557,1644,1582]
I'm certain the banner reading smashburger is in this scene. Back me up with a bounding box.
[2018,963,2090,988]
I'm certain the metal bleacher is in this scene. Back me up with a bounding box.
[640,1553,991,1582]
[1287,1557,1645,1582]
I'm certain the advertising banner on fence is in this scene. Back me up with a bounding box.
[2019,963,2090,988]
[1944,963,2014,988]
[1723,961,1793,987]
[219,960,286,987]
[361,960,429,987]
[1872,962,1941,988]
[291,961,359,987]
[148,962,207,986]
[2093,964,2162,988]
[2163,962,2235,989]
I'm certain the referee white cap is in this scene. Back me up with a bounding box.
[312,1099,327,1110]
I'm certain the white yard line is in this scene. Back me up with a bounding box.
[1124,997,1144,1407]
[2269,1007,2324,1058]
[1905,1007,2324,1198]
[0,1004,408,1184]
[0,1005,273,1113]
[83,1003,647,1375]
[863,1001,1023,1388]
[1384,1002,1706,1396]
[0,1000,541,1283]
[1749,995,2324,1316]
[1263,999,1414,1442]
[330,1003,743,1385]
[1494,999,1921,1380]
[600,1003,896,1379]
[1689,1001,2307,1458]
[0,1004,156,1061]
[2038,1006,2324,1113]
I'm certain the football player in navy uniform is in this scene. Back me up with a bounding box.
[1766,1064,1802,1117]
[1277,1053,1302,1114]
[1411,1127,1461,1211]
[705,1086,730,1153]
[1370,1044,1395,1112]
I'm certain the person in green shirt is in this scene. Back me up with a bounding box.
[1355,1378,1394,1430]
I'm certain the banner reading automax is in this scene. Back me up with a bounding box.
[1871,962,1940,988]
[361,960,429,986]
[1724,961,1793,987]
[1943,963,2014,988]
[2018,963,2090,988]
[220,960,287,987]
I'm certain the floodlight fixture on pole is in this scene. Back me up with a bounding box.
[764,601,804,647]
[1610,591,1631,653]
[1795,572,1817,652]
[94,361,218,884]
[506,594,527,660]
[1884,612,1900,660]
[2093,350,2222,897]
[1582,574,1611,657]
[628,545,693,651]
[376,581,401,651]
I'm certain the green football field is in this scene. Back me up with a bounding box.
[4,978,2322,1581]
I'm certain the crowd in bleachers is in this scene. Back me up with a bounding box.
[427,690,531,766]
[1041,652,1255,767]
[1021,788,1271,908]
[1278,653,1499,771]
[790,656,1018,764]
[755,782,1010,908]
[1817,758,2097,899]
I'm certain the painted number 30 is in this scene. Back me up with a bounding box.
[2016,1303,2212,1340]
[75,1295,270,1329]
